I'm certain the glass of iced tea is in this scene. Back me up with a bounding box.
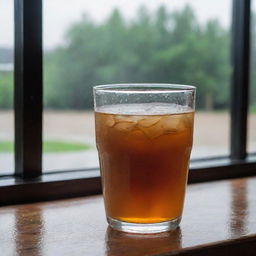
[94,84,196,233]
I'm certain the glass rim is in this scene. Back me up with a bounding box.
[94,83,196,94]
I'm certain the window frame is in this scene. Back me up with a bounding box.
[0,0,255,205]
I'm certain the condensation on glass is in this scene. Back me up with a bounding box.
[43,0,232,172]
[94,84,195,233]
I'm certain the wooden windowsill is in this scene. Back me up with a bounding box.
[1,176,256,256]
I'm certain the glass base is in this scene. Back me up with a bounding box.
[107,216,181,234]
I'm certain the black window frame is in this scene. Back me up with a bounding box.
[0,0,256,205]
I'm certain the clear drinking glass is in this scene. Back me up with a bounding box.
[94,84,196,233]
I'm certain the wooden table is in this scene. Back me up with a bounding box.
[1,177,256,256]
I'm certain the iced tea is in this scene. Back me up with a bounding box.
[95,103,194,224]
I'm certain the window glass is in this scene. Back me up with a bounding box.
[0,1,14,174]
[249,1,256,154]
[43,0,232,172]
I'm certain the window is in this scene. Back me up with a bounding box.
[249,0,256,154]
[43,0,232,173]
[43,0,99,172]
[0,0,255,204]
[0,1,14,175]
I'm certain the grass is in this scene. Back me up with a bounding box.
[0,141,13,152]
[0,140,91,153]
[250,104,256,114]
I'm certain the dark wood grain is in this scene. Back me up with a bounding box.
[1,176,256,256]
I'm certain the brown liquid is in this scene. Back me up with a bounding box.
[95,104,194,224]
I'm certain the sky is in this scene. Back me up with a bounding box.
[0,0,246,49]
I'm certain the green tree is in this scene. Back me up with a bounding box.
[44,5,231,110]
[194,20,230,110]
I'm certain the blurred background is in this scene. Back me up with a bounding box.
[0,0,255,174]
